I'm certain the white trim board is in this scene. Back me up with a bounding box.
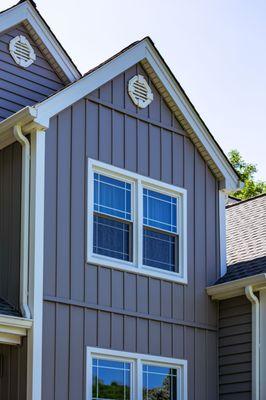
[0,0,80,82]
[260,289,266,400]
[0,315,32,346]
[31,37,239,191]
[86,347,188,400]
[27,129,46,400]
[207,273,266,300]
[87,158,187,284]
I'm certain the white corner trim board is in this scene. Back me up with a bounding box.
[27,129,46,400]
[86,347,188,400]
[219,190,227,277]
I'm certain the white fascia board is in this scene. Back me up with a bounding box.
[0,314,32,330]
[144,41,239,191]
[34,41,147,126]
[0,106,47,149]
[0,315,32,345]
[0,1,80,82]
[207,273,266,300]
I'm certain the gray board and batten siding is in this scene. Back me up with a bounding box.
[219,296,252,400]
[0,339,27,400]
[42,63,220,400]
[0,141,21,311]
[0,23,65,122]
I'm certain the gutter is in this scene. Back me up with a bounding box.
[9,115,48,319]
[0,106,39,150]
[206,273,266,300]
[245,286,260,400]
[13,125,31,319]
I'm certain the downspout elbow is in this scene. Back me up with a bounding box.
[13,125,31,319]
[245,285,260,400]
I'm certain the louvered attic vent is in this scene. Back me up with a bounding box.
[9,35,36,68]
[128,75,154,108]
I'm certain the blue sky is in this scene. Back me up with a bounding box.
[4,0,266,179]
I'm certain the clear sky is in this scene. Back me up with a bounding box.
[3,0,266,179]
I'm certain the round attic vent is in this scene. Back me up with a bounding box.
[128,75,153,108]
[9,35,36,68]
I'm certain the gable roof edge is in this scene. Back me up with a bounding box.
[0,0,81,82]
[1,35,239,189]
[143,40,239,190]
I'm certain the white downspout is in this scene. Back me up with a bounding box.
[245,285,260,400]
[13,124,31,319]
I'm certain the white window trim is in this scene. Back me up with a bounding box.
[87,158,187,284]
[86,347,188,400]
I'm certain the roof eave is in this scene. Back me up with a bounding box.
[0,106,48,149]
[206,273,266,300]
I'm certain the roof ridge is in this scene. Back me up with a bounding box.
[226,193,266,209]
[18,0,37,8]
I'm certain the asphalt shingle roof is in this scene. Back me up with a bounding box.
[0,298,21,317]
[216,194,266,284]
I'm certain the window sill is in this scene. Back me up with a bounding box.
[87,253,188,284]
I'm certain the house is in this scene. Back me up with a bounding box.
[2,1,264,399]
[208,194,266,400]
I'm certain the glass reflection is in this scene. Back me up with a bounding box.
[92,358,131,400]
[142,364,177,400]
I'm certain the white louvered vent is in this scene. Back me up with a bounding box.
[9,35,36,68]
[128,75,153,108]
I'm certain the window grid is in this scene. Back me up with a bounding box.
[143,188,177,234]
[92,358,131,400]
[94,172,132,221]
[88,159,187,283]
[88,350,186,400]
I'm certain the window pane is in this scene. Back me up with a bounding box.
[143,228,177,272]
[94,173,131,220]
[93,215,131,261]
[92,358,131,400]
[143,188,177,233]
[142,364,177,400]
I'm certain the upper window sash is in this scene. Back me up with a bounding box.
[87,159,187,284]
[94,172,133,221]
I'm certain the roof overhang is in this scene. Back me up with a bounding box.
[207,273,266,300]
[0,106,47,149]
[0,0,80,83]
[0,35,240,190]
[32,38,239,190]
[0,314,32,345]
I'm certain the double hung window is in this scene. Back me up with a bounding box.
[87,348,187,400]
[88,159,187,283]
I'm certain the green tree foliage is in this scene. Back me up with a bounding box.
[228,149,266,200]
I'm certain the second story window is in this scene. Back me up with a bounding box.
[88,159,187,284]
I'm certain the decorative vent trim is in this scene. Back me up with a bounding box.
[9,35,36,68]
[128,75,153,108]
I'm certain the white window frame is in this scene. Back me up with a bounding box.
[86,347,188,400]
[87,158,187,284]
